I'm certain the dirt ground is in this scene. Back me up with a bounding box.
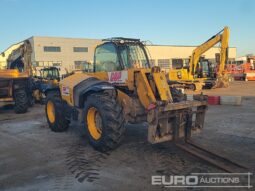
[187,81,255,96]
[0,81,254,191]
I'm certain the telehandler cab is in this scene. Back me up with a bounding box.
[45,38,207,151]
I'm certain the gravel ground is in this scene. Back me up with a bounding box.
[186,81,255,96]
[0,82,254,191]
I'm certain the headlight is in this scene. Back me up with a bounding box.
[177,71,182,79]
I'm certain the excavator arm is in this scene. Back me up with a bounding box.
[189,27,230,77]
[219,27,230,73]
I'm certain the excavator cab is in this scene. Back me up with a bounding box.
[196,58,213,78]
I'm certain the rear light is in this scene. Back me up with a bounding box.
[147,103,157,111]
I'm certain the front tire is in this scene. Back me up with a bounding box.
[83,93,126,152]
[14,89,28,114]
[45,94,69,132]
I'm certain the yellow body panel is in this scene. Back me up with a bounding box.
[60,73,92,88]
[152,72,173,102]
[0,69,29,79]
[169,68,191,81]
[135,70,156,109]
[59,67,174,110]
[60,73,92,105]
[0,98,13,102]
[169,69,207,82]
[91,72,109,81]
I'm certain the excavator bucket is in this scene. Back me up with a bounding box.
[214,73,230,88]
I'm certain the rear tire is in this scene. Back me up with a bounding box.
[28,95,35,107]
[45,94,69,132]
[83,93,126,152]
[14,89,28,114]
[189,84,196,91]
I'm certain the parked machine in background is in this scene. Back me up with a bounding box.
[169,27,230,90]
[227,56,255,81]
[44,38,207,151]
[0,40,34,113]
[33,67,61,103]
[0,40,63,109]
[243,56,255,81]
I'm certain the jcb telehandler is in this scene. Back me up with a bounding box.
[45,38,207,151]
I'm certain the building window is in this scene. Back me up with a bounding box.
[52,62,62,66]
[215,53,220,63]
[38,61,44,67]
[158,59,170,69]
[73,47,88,52]
[34,61,62,67]
[44,46,61,52]
[172,59,183,69]
[149,59,155,66]
[183,59,190,67]
[74,61,92,72]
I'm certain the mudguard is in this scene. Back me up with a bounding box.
[42,84,59,95]
[73,77,116,108]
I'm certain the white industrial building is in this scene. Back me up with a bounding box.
[0,36,237,75]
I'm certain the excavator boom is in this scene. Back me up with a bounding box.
[169,27,230,90]
[189,26,230,77]
[219,27,230,73]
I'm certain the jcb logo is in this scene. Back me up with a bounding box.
[62,86,70,96]
[108,71,128,84]
[110,71,122,82]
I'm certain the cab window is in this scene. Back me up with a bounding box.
[94,43,121,72]
[119,44,149,69]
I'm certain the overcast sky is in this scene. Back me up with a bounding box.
[1,0,254,57]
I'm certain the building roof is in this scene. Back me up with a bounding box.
[146,44,236,48]
[29,36,101,41]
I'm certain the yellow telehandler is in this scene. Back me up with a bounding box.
[169,27,230,90]
[45,38,207,151]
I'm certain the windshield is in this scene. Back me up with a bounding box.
[119,44,149,69]
[41,68,59,79]
[201,61,209,73]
